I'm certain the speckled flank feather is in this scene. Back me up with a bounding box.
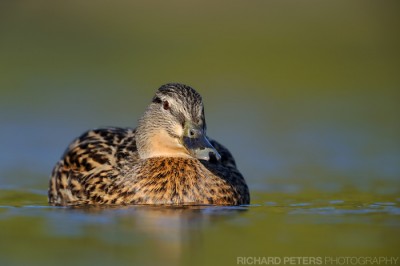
[48,83,250,206]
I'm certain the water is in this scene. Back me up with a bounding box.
[1,190,399,266]
[1,1,400,266]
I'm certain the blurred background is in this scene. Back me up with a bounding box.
[0,1,399,265]
[1,0,399,191]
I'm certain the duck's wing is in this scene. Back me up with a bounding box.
[48,127,138,205]
[205,138,250,204]
[208,138,238,168]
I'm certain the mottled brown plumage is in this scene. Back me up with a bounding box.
[48,83,250,206]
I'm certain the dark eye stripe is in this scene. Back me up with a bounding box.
[152,97,162,104]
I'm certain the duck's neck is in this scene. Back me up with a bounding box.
[136,111,190,159]
[137,129,191,159]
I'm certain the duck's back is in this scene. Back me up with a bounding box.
[48,128,139,205]
[48,128,249,206]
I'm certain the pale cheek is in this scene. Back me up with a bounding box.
[172,123,184,137]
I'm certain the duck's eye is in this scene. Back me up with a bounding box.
[163,101,170,110]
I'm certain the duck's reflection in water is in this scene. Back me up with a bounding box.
[67,205,247,264]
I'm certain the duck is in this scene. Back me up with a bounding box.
[48,83,250,206]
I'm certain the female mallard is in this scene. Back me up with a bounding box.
[48,83,250,206]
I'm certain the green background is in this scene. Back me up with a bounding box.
[0,1,399,266]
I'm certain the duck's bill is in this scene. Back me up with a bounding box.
[183,135,221,161]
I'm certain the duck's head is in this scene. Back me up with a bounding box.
[136,83,221,162]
